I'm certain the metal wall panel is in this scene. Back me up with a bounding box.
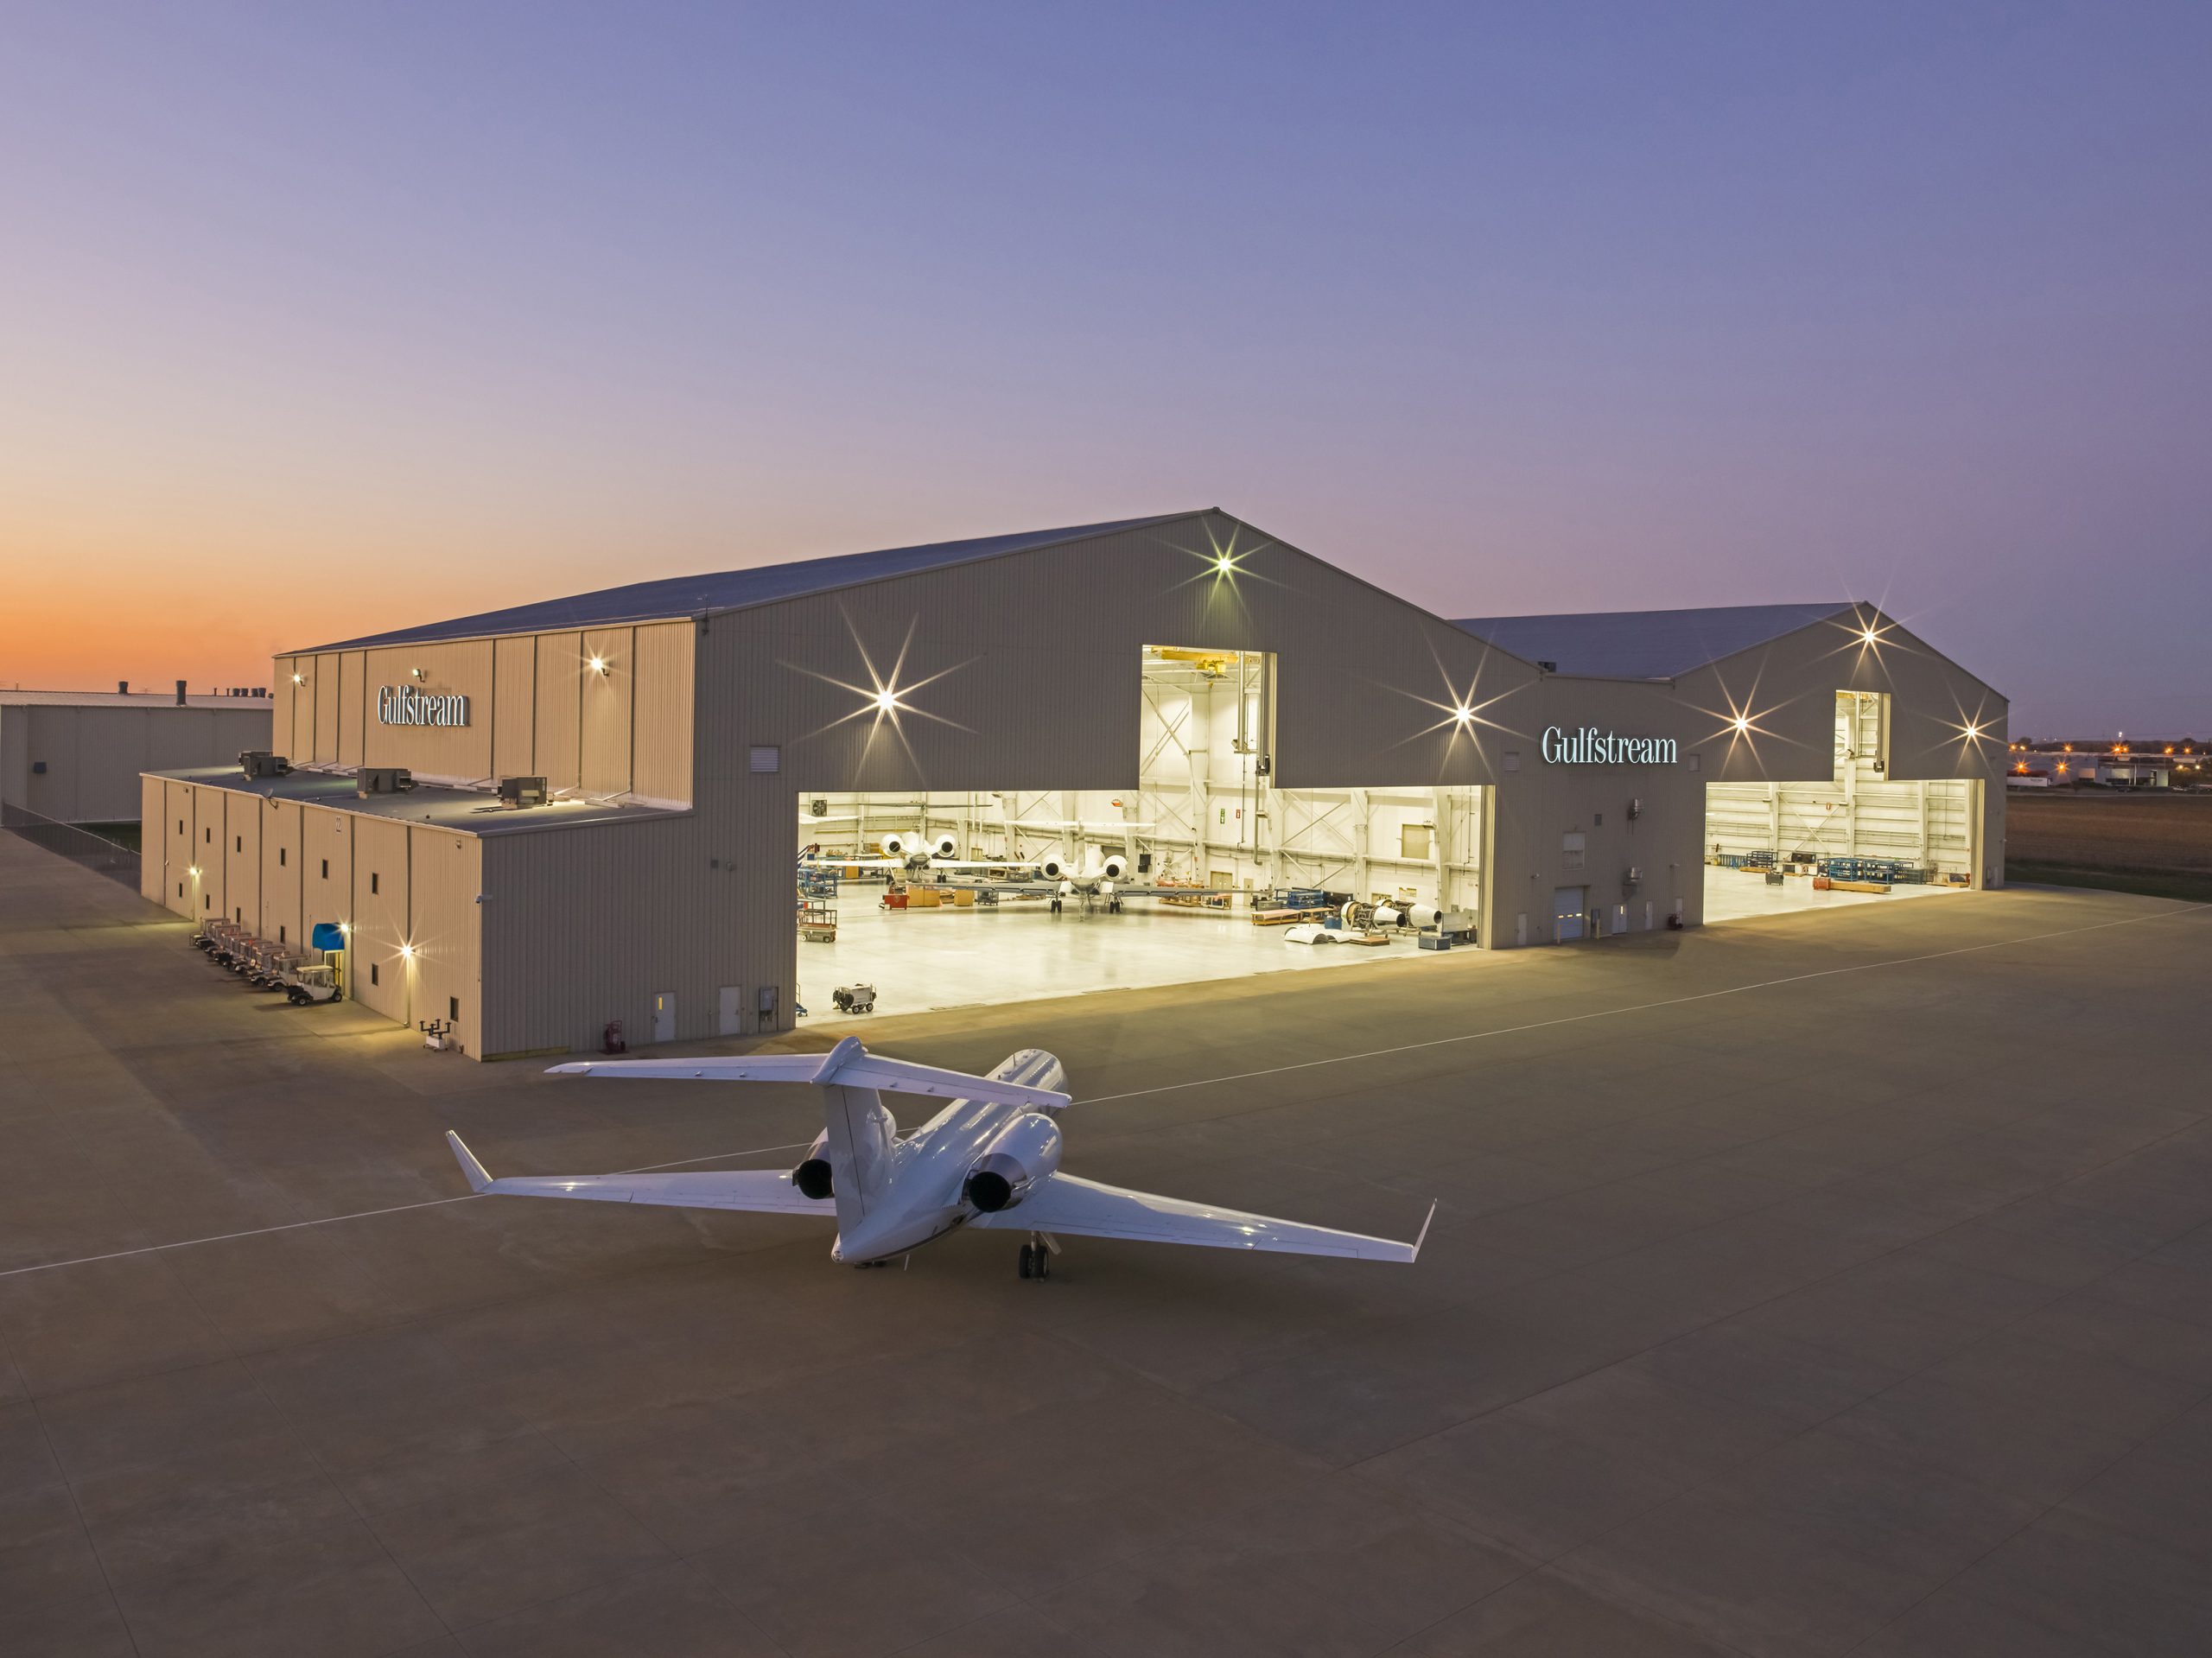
[533,631,583,791]
[260,797,304,948]
[361,640,495,781]
[162,781,194,914]
[493,634,537,780]
[579,626,633,797]
[224,792,260,931]
[190,783,226,919]
[337,651,365,767]
[350,815,411,1024]
[631,622,695,806]
[270,661,296,759]
[139,776,167,903]
[300,805,353,948]
[408,825,481,1050]
[313,653,341,762]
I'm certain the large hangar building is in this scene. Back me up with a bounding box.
[141,511,2006,1058]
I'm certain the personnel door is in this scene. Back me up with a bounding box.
[652,992,677,1044]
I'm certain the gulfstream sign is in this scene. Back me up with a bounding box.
[377,685,470,727]
[1541,726,1676,765]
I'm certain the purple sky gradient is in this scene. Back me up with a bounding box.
[3,3,2205,733]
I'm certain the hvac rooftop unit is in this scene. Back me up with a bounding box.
[498,775,549,807]
[357,767,415,797]
[238,751,292,778]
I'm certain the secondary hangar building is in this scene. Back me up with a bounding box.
[141,511,2007,1058]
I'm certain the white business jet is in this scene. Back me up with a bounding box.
[444,1038,1432,1279]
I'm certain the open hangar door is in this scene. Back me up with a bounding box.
[790,645,1481,1022]
[1703,690,1980,923]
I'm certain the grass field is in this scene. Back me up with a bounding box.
[2006,790,2212,901]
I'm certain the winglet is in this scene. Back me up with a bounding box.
[810,1036,866,1086]
[446,1130,493,1195]
[1409,1199,1439,1262]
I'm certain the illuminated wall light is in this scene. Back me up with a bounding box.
[874,688,899,714]
[290,673,304,685]
[399,942,416,960]
[1452,704,1474,724]
[1732,715,1751,734]
[588,656,607,675]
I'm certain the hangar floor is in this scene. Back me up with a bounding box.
[1703,864,1964,924]
[7,831,2212,1658]
[796,894,1442,1020]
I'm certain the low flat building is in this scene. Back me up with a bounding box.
[3,689,271,826]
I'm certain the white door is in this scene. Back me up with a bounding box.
[1553,887,1586,943]
[717,986,744,1036]
[652,992,676,1044]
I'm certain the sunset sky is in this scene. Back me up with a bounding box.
[3,3,2206,733]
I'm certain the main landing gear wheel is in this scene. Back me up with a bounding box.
[1049,898,1062,914]
[1018,1242,1052,1280]
[1018,1243,1033,1279]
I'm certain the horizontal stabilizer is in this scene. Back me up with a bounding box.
[547,1037,1071,1112]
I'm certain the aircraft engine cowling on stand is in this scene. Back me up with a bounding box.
[962,1112,1065,1213]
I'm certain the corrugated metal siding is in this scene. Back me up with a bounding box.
[139,776,167,903]
[493,634,537,779]
[408,825,481,1050]
[533,631,583,791]
[361,640,495,780]
[579,626,633,796]
[261,797,303,948]
[225,795,260,931]
[632,622,695,806]
[350,816,411,1023]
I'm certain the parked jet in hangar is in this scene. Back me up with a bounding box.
[444,1038,1433,1278]
[799,828,1222,912]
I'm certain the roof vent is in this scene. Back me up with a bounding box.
[239,751,292,779]
[357,767,415,797]
[497,775,548,808]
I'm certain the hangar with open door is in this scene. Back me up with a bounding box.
[1703,689,1981,922]
[792,641,1489,1022]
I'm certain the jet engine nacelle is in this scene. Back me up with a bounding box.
[1099,852,1129,881]
[793,1159,835,1199]
[1036,851,1069,880]
[962,1111,1064,1213]
[880,831,911,859]
[928,833,958,860]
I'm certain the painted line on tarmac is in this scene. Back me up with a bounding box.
[1077,902,2210,1107]
[0,1140,815,1280]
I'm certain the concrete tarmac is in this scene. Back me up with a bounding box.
[3,829,2210,1657]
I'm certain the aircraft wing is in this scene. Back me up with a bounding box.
[969,1173,1433,1262]
[546,1037,1071,1111]
[447,1132,834,1216]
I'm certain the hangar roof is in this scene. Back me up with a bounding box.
[1452,602,1859,681]
[2,690,268,710]
[298,513,1199,652]
[148,766,680,837]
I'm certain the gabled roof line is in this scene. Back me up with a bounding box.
[290,511,1211,654]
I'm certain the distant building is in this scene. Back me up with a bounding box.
[2,689,272,825]
[2006,742,2199,790]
